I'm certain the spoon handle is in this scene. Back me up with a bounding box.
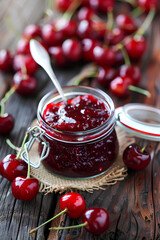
[42,63,67,103]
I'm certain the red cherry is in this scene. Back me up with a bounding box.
[137,0,158,12]
[109,76,132,97]
[81,38,100,62]
[23,24,42,39]
[42,23,64,47]
[0,154,27,181]
[124,36,147,60]
[82,207,110,234]
[11,176,39,201]
[55,0,72,12]
[0,114,14,135]
[0,49,13,72]
[55,18,77,38]
[59,192,86,218]
[13,54,38,75]
[123,143,151,170]
[91,20,107,40]
[89,0,115,12]
[106,28,125,46]
[77,7,95,21]
[77,20,93,39]
[13,71,37,96]
[119,65,141,85]
[49,46,67,67]
[62,39,82,61]
[93,46,115,67]
[116,14,138,34]
[113,49,124,67]
[97,66,116,87]
[16,38,30,55]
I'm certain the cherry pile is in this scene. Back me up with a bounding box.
[0,132,39,201]
[30,192,110,235]
[0,0,157,135]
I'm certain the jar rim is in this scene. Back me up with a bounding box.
[37,86,115,138]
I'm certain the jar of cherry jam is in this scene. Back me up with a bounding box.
[36,86,119,179]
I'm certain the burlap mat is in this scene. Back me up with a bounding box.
[29,120,135,193]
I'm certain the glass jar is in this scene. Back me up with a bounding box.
[37,86,119,179]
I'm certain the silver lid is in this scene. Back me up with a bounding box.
[116,103,160,141]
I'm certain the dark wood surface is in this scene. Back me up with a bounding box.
[0,11,160,240]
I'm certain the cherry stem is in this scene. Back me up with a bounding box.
[49,221,88,231]
[117,44,131,66]
[29,208,68,234]
[62,0,82,20]
[135,8,156,36]
[6,139,20,152]
[140,145,147,153]
[16,132,29,159]
[128,85,151,97]
[107,10,114,31]
[131,6,143,18]
[74,71,98,86]
[0,87,16,116]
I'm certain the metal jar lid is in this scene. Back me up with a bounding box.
[115,103,160,141]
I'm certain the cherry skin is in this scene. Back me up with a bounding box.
[55,0,72,12]
[116,14,138,34]
[113,49,124,67]
[97,67,116,88]
[11,176,39,201]
[13,54,38,75]
[77,20,93,39]
[81,38,100,62]
[49,46,67,67]
[62,39,82,61]
[119,65,141,86]
[23,24,42,39]
[109,76,132,97]
[0,49,13,72]
[91,20,107,40]
[123,143,151,170]
[0,114,14,135]
[42,23,64,47]
[93,46,115,67]
[59,192,86,219]
[137,0,158,12]
[89,0,115,12]
[16,38,30,55]
[77,7,95,21]
[0,154,27,181]
[55,19,77,38]
[13,71,37,96]
[106,28,125,46]
[82,207,110,234]
[124,36,147,60]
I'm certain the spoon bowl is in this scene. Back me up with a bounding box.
[29,39,67,103]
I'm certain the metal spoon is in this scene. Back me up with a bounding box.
[29,39,67,103]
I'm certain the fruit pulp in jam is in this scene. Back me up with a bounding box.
[40,94,119,178]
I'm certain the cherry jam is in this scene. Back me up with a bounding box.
[38,86,119,178]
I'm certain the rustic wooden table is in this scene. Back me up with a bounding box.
[0,2,160,240]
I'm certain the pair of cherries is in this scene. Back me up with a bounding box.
[0,133,39,201]
[30,192,110,235]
